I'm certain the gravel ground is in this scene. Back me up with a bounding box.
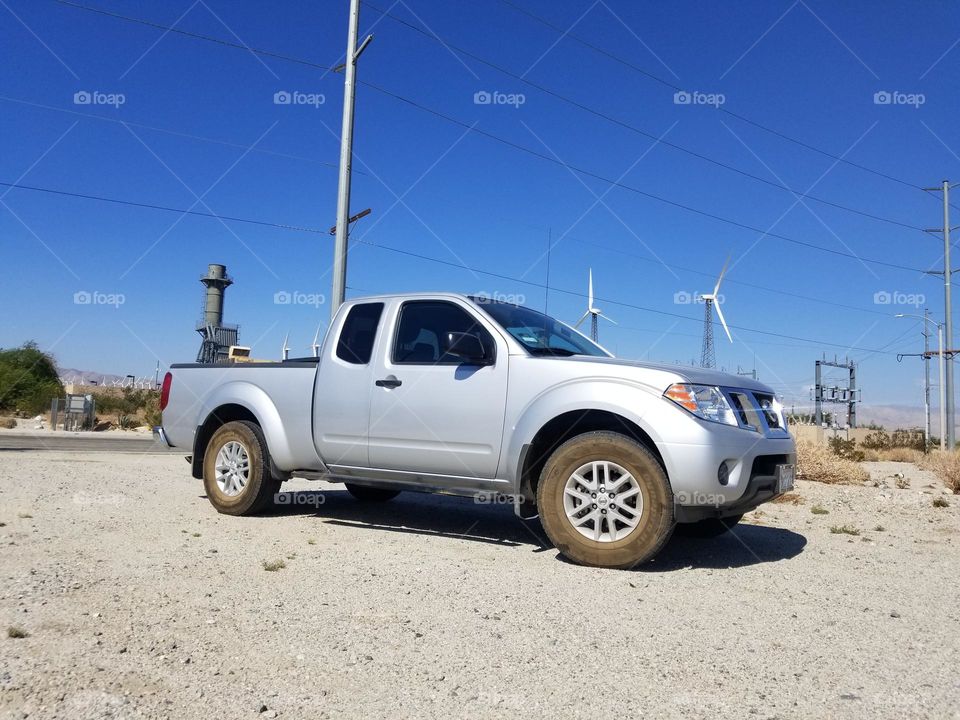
[1,452,958,719]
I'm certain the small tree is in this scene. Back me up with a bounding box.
[0,342,63,415]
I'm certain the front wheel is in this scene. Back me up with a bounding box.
[203,421,278,516]
[536,431,674,569]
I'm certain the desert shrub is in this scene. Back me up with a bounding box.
[0,342,63,415]
[890,429,927,451]
[0,417,16,429]
[92,388,160,428]
[797,440,869,485]
[917,451,960,494]
[861,429,891,450]
[828,436,864,462]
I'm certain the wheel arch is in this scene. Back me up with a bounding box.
[190,382,292,480]
[515,408,667,513]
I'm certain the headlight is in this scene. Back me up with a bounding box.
[664,383,738,426]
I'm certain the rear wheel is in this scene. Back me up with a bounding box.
[537,431,674,569]
[675,514,744,538]
[203,421,278,515]
[345,483,400,502]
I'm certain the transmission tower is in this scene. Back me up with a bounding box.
[700,300,715,368]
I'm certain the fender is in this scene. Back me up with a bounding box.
[502,376,683,492]
[194,381,298,470]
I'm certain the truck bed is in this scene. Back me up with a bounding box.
[162,359,322,471]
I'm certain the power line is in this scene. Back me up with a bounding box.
[53,0,335,70]
[497,0,923,191]
[350,236,908,354]
[0,176,909,354]
[0,95,341,169]
[365,0,924,233]
[51,0,941,273]
[0,181,326,234]
[357,79,934,275]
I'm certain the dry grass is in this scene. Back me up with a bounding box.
[917,451,960,494]
[262,559,286,572]
[796,440,869,485]
[0,417,16,429]
[830,525,860,536]
[861,447,923,463]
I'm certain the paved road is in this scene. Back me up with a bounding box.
[0,433,174,453]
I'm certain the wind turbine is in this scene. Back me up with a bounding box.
[574,268,616,343]
[281,332,290,361]
[700,257,733,369]
[310,324,323,358]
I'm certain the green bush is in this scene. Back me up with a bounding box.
[828,436,864,462]
[0,342,63,415]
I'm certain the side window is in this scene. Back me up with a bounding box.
[393,301,494,365]
[336,302,384,364]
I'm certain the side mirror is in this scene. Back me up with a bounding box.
[444,332,490,364]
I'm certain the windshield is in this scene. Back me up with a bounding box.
[470,297,611,357]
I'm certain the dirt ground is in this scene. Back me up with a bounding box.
[1,452,958,719]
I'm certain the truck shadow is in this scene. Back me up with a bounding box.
[264,489,806,570]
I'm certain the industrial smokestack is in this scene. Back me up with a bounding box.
[200,263,233,327]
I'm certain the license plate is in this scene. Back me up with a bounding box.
[776,464,795,493]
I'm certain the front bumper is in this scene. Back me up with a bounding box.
[660,429,795,518]
[674,462,793,522]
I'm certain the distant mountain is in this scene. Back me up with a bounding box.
[857,404,934,432]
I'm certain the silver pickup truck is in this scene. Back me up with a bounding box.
[159,293,795,568]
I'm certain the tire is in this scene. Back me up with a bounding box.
[675,514,744,538]
[536,431,674,569]
[345,483,400,502]
[203,421,278,516]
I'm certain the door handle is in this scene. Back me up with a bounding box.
[375,376,402,389]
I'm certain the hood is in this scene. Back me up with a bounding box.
[547,355,775,394]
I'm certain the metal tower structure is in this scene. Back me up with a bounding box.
[574,269,615,342]
[814,356,858,428]
[196,263,239,364]
[699,258,732,369]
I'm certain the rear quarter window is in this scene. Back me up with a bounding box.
[336,303,384,364]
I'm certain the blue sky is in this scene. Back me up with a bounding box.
[1,0,958,415]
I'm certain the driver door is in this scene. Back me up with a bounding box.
[367,299,508,478]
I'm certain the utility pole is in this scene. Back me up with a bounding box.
[924,180,956,447]
[330,0,373,321]
[924,309,932,447]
